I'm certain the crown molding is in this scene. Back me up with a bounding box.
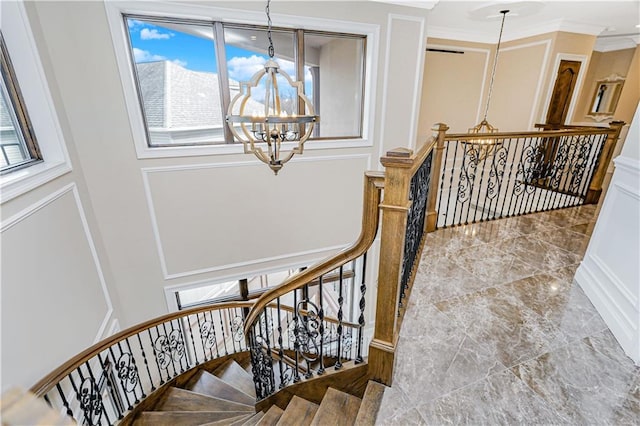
[594,35,640,52]
[370,0,439,10]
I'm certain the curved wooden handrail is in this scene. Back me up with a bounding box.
[445,127,614,142]
[30,301,254,397]
[243,171,385,336]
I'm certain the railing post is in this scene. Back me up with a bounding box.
[425,123,449,232]
[586,121,625,204]
[368,147,414,386]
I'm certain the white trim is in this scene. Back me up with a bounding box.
[594,35,640,53]
[539,52,589,127]
[163,257,322,312]
[0,183,114,343]
[104,0,379,160]
[614,156,640,174]
[142,153,370,280]
[376,13,395,169]
[0,1,72,203]
[495,39,552,130]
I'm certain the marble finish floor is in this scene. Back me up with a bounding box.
[376,205,640,425]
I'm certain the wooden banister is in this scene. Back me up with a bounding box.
[243,171,385,337]
[30,301,254,397]
[586,121,625,204]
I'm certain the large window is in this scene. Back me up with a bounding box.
[124,15,366,148]
[0,32,42,173]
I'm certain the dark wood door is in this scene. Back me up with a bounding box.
[545,60,581,126]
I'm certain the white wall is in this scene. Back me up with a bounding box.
[575,102,640,364]
[0,2,122,390]
[0,0,428,392]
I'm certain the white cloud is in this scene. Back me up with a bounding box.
[132,48,166,62]
[127,19,145,29]
[140,28,174,40]
[172,59,188,67]
[227,55,266,81]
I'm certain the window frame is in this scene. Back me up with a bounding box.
[0,1,72,203]
[105,1,378,160]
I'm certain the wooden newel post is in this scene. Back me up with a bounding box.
[368,147,414,386]
[586,121,625,204]
[425,123,449,232]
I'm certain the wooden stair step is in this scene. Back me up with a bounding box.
[276,396,319,426]
[311,388,362,426]
[199,413,254,425]
[256,405,284,426]
[156,387,254,413]
[213,360,257,399]
[133,411,251,426]
[186,369,255,405]
[354,381,386,426]
[241,411,265,426]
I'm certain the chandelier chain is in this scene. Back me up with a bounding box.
[482,10,509,122]
[266,0,275,58]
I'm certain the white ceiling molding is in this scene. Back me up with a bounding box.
[369,0,439,10]
[594,35,640,52]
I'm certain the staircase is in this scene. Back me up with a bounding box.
[129,358,385,426]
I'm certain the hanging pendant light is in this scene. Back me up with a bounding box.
[226,0,318,175]
[468,9,509,162]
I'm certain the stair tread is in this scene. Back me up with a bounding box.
[199,414,253,426]
[354,381,386,426]
[228,413,257,426]
[311,388,361,426]
[187,369,255,405]
[133,411,251,426]
[256,405,284,426]
[213,360,256,399]
[156,387,254,413]
[276,396,319,426]
[242,411,265,426]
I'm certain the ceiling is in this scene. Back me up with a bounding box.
[374,0,640,51]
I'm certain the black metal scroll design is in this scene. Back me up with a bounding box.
[200,321,217,349]
[248,329,275,399]
[115,352,139,393]
[400,151,433,302]
[457,144,479,204]
[486,145,508,202]
[513,143,539,197]
[79,377,104,426]
[153,329,185,370]
[290,300,321,362]
[230,315,245,342]
[565,135,594,195]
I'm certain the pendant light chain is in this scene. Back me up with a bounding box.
[482,10,509,122]
[266,0,275,58]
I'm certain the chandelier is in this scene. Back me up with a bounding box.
[467,9,509,162]
[226,0,318,175]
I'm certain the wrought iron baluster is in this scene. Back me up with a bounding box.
[43,393,52,407]
[443,140,458,228]
[355,253,367,364]
[108,346,133,411]
[159,322,179,378]
[173,319,188,374]
[219,309,229,356]
[471,144,490,223]
[147,329,165,385]
[503,137,520,217]
[136,333,156,392]
[276,298,286,387]
[85,361,112,426]
[56,383,74,419]
[335,266,344,370]
[96,352,123,420]
[437,139,450,228]
[580,134,606,199]
[292,289,301,382]
[186,313,200,366]
[125,338,144,400]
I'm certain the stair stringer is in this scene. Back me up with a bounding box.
[254,361,369,413]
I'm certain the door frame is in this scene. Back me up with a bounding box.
[539,53,589,125]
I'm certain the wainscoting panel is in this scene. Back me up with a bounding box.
[1,183,113,388]
[143,154,370,279]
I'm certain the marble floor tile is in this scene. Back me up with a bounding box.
[496,235,581,272]
[376,383,414,424]
[435,287,568,367]
[500,215,561,236]
[511,330,640,425]
[394,304,505,404]
[505,274,608,341]
[534,227,590,256]
[378,407,426,426]
[416,369,566,425]
[448,242,539,286]
[413,257,489,304]
[536,207,594,227]
[548,263,580,283]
